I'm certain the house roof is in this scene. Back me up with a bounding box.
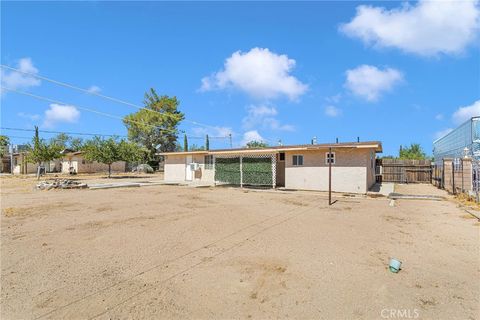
[60,149,82,156]
[158,141,382,156]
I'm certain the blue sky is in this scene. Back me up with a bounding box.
[1,1,479,156]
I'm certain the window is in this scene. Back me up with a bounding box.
[279,152,285,161]
[204,155,214,170]
[326,152,335,165]
[292,155,303,166]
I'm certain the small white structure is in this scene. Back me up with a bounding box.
[60,151,126,174]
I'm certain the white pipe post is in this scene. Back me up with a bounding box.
[272,154,276,188]
[240,156,243,188]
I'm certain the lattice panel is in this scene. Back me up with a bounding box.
[214,153,276,187]
[214,157,240,185]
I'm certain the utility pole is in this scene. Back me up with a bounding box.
[9,144,14,174]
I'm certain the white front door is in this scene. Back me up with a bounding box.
[185,155,193,181]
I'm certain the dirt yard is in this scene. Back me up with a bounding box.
[1,176,479,319]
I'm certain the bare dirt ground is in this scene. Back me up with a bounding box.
[394,183,450,197]
[1,176,478,319]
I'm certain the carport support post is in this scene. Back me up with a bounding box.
[329,147,332,206]
[271,154,276,189]
[240,156,243,188]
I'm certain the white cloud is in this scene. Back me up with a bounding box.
[87,85,101,94]
[435,128,453,140]
[241,130,265,146]
[326,94,342,104]
[17,112,40,121]
[452,100,480,125]
[435,113,444,121]
[242,104,294,132]
[43,104,80,128]
[345,65,403,102]
[325,105,341,117]
[1,58,41,95]
[340,0,480,56]
[263,118,295,132]
[200,47,308,101]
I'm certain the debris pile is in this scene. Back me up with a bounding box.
[36,179,88,190]
[132,164,154,174]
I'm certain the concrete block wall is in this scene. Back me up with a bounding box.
[443,159,453,193]
[457,158,473,193]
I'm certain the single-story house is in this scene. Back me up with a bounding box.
[159,141,382,194]
[11,153,61,175]
[60,151,126,174]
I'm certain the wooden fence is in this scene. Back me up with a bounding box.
[377,159,432,183]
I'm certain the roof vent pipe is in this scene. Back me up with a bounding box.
[357,136,360,142]
[336,137,339,144]
[311,136,317,145]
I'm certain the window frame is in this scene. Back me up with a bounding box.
[325,152,336,165]
[204,155,214,170]
[292,154,304,166]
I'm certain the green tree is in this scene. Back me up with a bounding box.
[123,88,184,159]
[26,126,62,177]
[69,137,84,151]
[189,144,205,151]
[246,140,269,148]
[82,137,121,178]
[50,133,70,149]
[399,143,427,160]
[82,137,146,177]
[50,133,84,151]
[0,135,10,158]
[119,140,148,163]
[183,134,188,151]
[205,134,210,150]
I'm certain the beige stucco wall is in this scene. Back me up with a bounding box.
[12,154,37,174]
[61,155,126,174]
[284,148,373,193]
[192,154,215,183]
[366,150,376,190]
[13,162,37,174]
[164,154,214,183]
[164,155,187,181]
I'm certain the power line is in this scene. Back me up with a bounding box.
[1,87,183,135]
[2,87,232,144]
[0,127,127,138]
[1,127,229,144]
[1,64,220,130]
[185,135,231,140]
[1,135,32,140]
